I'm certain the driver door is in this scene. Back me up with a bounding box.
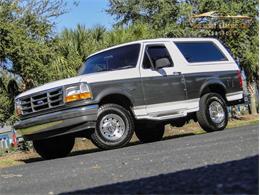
[140,42,187,116]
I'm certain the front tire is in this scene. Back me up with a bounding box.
[33,136,75,160]
[196,93,228,132]
[91,104,134,150]
[135,123,165,143]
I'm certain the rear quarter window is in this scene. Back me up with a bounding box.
[174,41,228,63]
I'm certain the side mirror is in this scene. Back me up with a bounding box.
[155,58,171,69]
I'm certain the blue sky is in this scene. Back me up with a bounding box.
[55,0,115,32]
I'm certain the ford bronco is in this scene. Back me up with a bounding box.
[14,38,244,159]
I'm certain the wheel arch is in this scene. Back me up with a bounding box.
[199,80,227,101]
[96,89,134,115]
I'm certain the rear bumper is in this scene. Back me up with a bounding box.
[226,91,245,105]
[226,91,244,102]
[14,105,98,140]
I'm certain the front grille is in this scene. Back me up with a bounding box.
[20,87,64,115]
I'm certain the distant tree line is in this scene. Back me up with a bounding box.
[0,0,258,124]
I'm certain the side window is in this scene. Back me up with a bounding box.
[174,41,228,63]
[142,45,173,69]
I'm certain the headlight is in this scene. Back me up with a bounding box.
[15,99,22,116]
[64,83,92,103]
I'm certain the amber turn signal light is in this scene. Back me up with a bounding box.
[65,92,92,103]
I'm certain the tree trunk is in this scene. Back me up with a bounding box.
[248,81,258,115]
[250,95,257,115]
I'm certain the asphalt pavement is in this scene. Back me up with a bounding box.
[0,124,258,194]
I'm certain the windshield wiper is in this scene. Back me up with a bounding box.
[110,65,134,71]
[95,69,107,73]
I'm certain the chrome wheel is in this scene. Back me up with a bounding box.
[209,101,225,124]
[99,114,126,141]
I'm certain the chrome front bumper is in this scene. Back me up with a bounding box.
[14,105,98,140]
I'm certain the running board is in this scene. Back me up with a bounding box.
[136,112,187,121]
[135,107,199,121]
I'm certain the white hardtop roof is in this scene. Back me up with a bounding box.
[87,37,218,58]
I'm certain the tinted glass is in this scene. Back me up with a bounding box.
[80,44,140,74]
[143,45,173,69]
[142,52,152,69]
[175,41,227,63]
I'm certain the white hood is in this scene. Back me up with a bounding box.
[16,68,140,99]
[16,75,85,99]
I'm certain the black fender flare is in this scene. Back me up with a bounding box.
[199,79,227,97]
[94,87,135,105]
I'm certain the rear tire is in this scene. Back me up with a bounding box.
[135,123,165,143]
[91,104,134,150]
[196,93,228,132]
[33,136,75,160]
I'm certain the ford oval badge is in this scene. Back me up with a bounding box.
[37,100,44,105]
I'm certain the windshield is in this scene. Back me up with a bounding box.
[79,44,141,75]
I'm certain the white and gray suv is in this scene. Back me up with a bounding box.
[14,38,244,159]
